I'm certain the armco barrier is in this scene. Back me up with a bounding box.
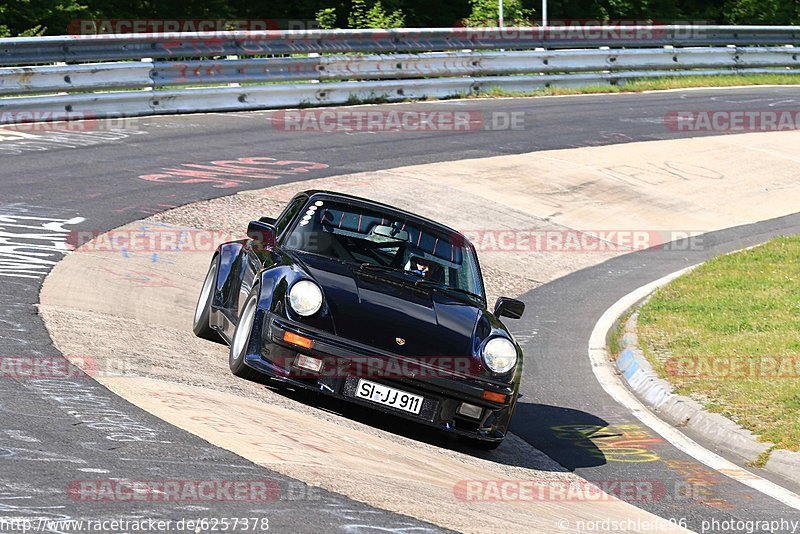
[1,26,799,65]
[0,26,798,123]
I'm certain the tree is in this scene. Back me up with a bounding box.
[2,0,89,36]
[2,0,798,37]
[465,0,532,26]
[316,7,338,28]
[723,0,800,25]
[348,0,405,28]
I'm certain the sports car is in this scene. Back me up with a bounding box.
[193,190,525,449]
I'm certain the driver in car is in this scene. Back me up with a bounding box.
[409,258,431,278]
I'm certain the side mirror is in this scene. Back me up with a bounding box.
[494,297,525,319]
[259,216,277,225]
[247,220,276,250]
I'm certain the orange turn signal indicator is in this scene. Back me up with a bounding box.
[283,331,314,350]
[481,390,508,404]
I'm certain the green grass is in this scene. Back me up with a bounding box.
[471,73,800,98]
[638,236,800,451]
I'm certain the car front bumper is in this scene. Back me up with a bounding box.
[242,315,517,443]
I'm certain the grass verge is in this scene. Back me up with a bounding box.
[472,73,800,98]
[637,236,800,451]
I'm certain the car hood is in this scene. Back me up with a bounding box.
[294,253,481,358]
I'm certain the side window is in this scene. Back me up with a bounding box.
[275,197,306,237]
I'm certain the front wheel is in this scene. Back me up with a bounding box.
[193,256,222,343]
[229,289,264,382]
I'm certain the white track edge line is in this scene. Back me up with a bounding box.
[588,265,800,511]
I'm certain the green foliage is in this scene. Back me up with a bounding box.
[17,24,46,36]
[0,0,798,36]
[0,2,6,37]
[2,0,89,36]
[347,0,405,28]
[723,0,800,25]
[316,0,407,29]
[315,7,338,28]
[465,0,533,26]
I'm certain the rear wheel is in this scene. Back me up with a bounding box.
[193,256,222,343]
[229,289,264,382]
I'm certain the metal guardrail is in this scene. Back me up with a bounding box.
[2,26,799,65]
[2,47,798,94]
[0,26,798,123]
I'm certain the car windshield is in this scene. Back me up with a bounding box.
[283,198,484,298]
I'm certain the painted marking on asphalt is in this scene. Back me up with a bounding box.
[0,128,147,155]
[24,379,168,444]
[138,156,329,189]
[549,423,663,463]
[0,205,85,280]
[664,459,740,511]
[1,430,40,443]
[589,266,800,511]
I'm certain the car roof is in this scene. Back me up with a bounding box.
[294,190,472,244]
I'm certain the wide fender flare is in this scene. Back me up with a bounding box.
[243,265,296,359]
[213,240,246,306]
[255,264,297,313]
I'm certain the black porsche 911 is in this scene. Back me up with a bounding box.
[193,190,525,449]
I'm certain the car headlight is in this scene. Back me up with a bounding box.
[481,337,517,374]
[288,280,323,317]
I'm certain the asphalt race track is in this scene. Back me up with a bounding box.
[2,86,800,532]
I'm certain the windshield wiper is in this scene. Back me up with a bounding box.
[356,265,481,300]
[289,248,349,265]
[413,280,483,301]
[356,262,403,274]
[355,263,433,295]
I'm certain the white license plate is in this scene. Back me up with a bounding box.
[355,379,424,415]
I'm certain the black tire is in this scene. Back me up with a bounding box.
[193,255,223,343]
[229,288,264,382]
[457,435,503,451]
